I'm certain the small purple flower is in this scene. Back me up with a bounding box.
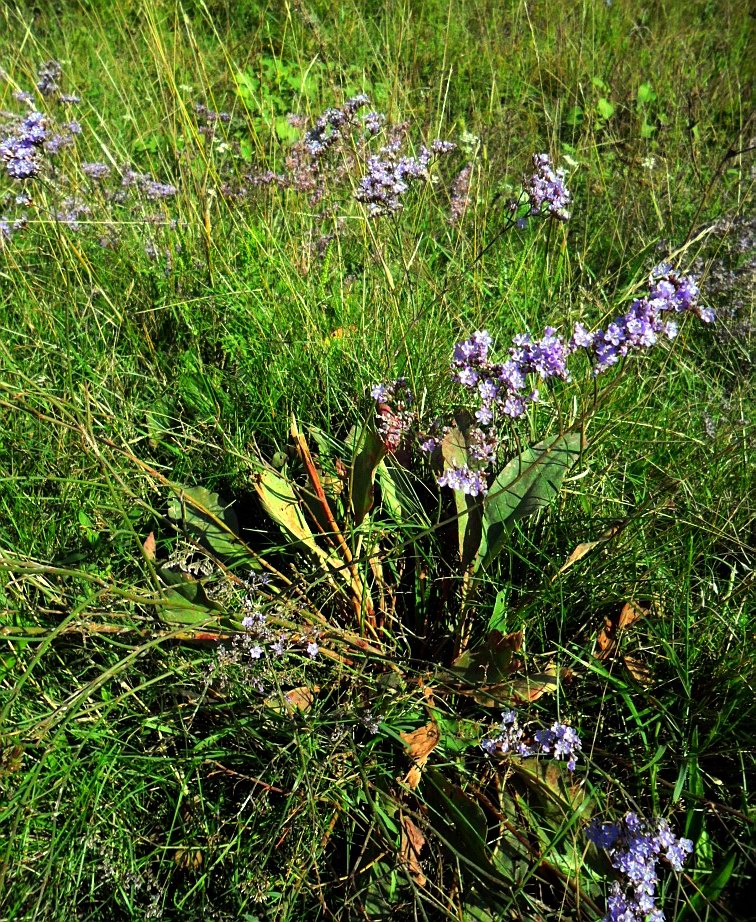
[573,264,711,375]
[587,812,693,922]
[532,721,582,770]
[363,111,384,135]
[430,139,456,154]
[449,163,473,225]
[372,378,415,451]
[437,463,488,497]
[306,641,319,659]
[36,60,62,97]
[144,180,177,200]
[82,161,111,180]
[249,645,263,660]
[526,152,571,221]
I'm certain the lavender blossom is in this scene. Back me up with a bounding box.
[481,710,533,756]
[82,161,111,180]
[362,111,384,135]
[572,264,711,374]
[449,163,473,225]
[372,378,415,451]
[482,710,582,770]
[355,138,449,216]
[450,326,569,433]
[304,94,370,158]
[526,152,571,220]
[437,463,488,497]
[144,180,177,200]
[36,60,62,97]
[587,812,693,922]
[533,721,582,770]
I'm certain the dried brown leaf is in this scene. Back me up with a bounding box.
[554,522,626,579]
[401,722,440,763]
[143,531,156,561]
[596,601,646,660]
[623,655,653,685]
[399,815,427,887]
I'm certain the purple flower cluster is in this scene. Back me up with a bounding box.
[437,464,489,496]
[194,102,231,139]
[37,60,62,97]
[533,722,582,771]
[304,93,370,158]
[525,152,571,221]
[235,574,320,665]
[480,710,532,756]
[571,263,712,374]
[82,161,111,180]
[120,169,177,200]
[0,111,47,179]
[355,137,454,217]
[587,813,693,922]
[371,378,415,451]
[453,326,569,423]
[449,163,473,225]
[481,710,582,771]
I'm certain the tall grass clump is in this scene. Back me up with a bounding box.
[1,0,753,919]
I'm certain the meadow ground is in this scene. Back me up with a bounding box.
[0,1,753,919]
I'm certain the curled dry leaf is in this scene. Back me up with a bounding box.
[264,685,320,714]
[596,601,646,659]
[143,531,156,561]
[596,600,654,682]
[401,721,440,789]
[401,722,440,762]
[553,521,626,579]
[399,814,427,887]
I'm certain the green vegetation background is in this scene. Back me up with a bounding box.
[0,0,752,919]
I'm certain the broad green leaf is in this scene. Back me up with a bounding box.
[157,568,221,626]
[487,589,508,633]
[376,460,403,522]
[168,485,252,568]
[447,630,523,686]
[253,469,320,554]
[596,97,615,120]
[441,424,482,570]
[435,715,482,754]
[565,105,584,127]
[640,118,656,138]
[350,423,386,525]
[637,82,657,106]
[479,432,581,569]
[424,767,510,887]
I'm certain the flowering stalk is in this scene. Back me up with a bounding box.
[587,812,693,921]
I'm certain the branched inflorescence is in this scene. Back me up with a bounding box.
[571,263,713,374]
[481,709,582,771]
[587,813,693,921]
[525,152,571,220]
[376,257,710,497]
[371,378,415,451]
[355,137,455,217]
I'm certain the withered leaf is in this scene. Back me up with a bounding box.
[143,532,156,561]
[399,814,427,887]
[401,722,440,763]
[596,601,646,659]
[554,521,626,579]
